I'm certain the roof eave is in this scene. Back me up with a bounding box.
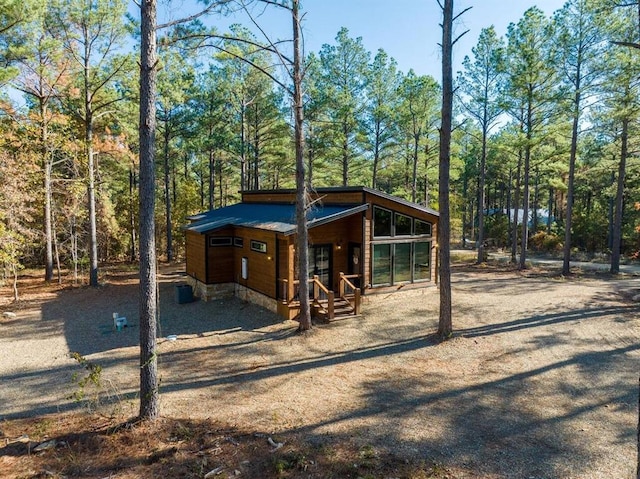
[283,204,369,236]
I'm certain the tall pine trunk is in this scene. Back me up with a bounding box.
[138,0,159,421]
[292,0,311,331]
[476,117,488,264]
[511,149,522,263]
[437,0,454,340]
[518,104,532,271]
[83,35,99,287]
[611,116,628,274]
[163,121,173,262]
[563,67,582,275]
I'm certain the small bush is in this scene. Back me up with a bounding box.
[530,232,563,253]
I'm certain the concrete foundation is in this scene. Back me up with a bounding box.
[186,277,278,314]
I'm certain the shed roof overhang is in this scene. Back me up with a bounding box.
[184,203,369,236]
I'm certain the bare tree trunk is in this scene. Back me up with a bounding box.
[52,208,62,283]
[307,123,314,186]
[12,263,18,302]
[163,121,173,262]
[41,99,54,283]
[342,121,349,186]
[563,79,582,275]
[511,147,522,263]
[477,121,488,264]
[412,134,419,203]
[462,173,468,248]
[636,376,640,479]
[372,121,381,189]
[292,0,311,331]
[87,127,99,286]
[519,125,532,269]
[83,35,99,287]
[208,151,215,210]
[138,0,159,421]
[240,104,247,191]
[506,169,512,243]
[547,186,553,234]
[533,168,539,233]
[437,0,454,340]
[611,116,628,274]
[129,168,137,262]
[71,217,78,284]
[424,144,430,206]
[254,106,260,190]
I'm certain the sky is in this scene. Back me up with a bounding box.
[154,0,568,79]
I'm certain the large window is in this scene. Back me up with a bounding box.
[414,242,431,281]
[371,205,434,286]
[372,241,432,286]
[414,219,432,236]
[394,243,412,282]
[395,213,412,236]
[373,207,392,237]
[372,244,391,285]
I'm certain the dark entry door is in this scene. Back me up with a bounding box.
[348,242,362,288]
[309,244,332,290]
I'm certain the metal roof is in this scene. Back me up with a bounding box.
[184,202,369,236]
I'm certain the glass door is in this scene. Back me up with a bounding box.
[309,244,332,290]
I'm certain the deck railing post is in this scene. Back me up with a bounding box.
[328,290,335,320]
[313,275,319,300]
[339,272,345,297]
[354,288,361,315]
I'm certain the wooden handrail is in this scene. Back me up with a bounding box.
[313,275,331,296]
[279,276,336,320]
[339,272,358,293]
[339,272,361,315]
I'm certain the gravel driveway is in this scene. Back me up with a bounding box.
[1,264,639,478]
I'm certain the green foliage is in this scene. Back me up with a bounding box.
[0,0,639,278]
[530,231,563,253]
[68,352,103,403]
[484,214,510,247]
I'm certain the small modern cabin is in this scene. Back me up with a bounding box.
[183,186,439,320]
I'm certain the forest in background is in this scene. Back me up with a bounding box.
[0,0,639,288]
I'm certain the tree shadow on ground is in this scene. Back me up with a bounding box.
[285,342,638,478]
[30,269,287,357]
[3,267,638,477]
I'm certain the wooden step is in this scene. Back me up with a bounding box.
[315,297,356,320]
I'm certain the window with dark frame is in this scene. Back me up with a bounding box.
[373,206,392,237]
[209,237,232,247]
[250,240,267,253]
[234,237,244,247]
[414,219,432,236]
[395,213,412,236]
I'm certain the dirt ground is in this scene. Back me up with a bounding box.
[0,261,639,478]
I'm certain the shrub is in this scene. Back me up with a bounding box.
[530,231,563,253]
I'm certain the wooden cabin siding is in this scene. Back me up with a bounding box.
[241,192,296,204]
[232,227,278,298]
[186,230,207,283]
[207,227,235,283]
[276,236,293,298]
[241,189,365,206]
[308,214,363,291]
[186,186,438,313]
[312,191,364,205]
[363,216,371,288]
